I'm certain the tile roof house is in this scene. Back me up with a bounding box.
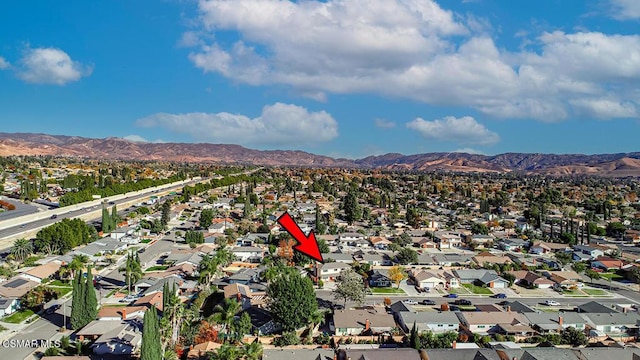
[332,308,396,336]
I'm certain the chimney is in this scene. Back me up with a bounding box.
[236,292,242,302]
[452,340,457,349]
[623,307,628,313]
[507,306,511,313]
[121,308,127,320]
[365,319,370,331]
[558,316,563,327]
[333,355,337,360]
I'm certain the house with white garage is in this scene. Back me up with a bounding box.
[230,246,265,263]
[315,262,351,282]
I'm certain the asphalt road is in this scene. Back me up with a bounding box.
[0,197,39,221]
[0,179,204,252]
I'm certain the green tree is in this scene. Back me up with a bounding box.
[554,251,572,266]
[70,270,86,330]
[161,201,171,227]
[267,268,318,331]
[342,191,362,224]
[572,262,586,274]
[585,269,601,284]
[111,205,119,226]
[409,321,419,349]
[83,266,98,324]
[141,308,162,360]
[211,298,241,335]
[102,207,113,233]
[119,251,142,292]
[606,222,626,238]
[561,326,588,346]
[332,268,366,307]
[199,208,214,229]
[11,238,33,263]
[471,223,489,235]
[396,247,418,265]
[242,341,263,360]
[388,265,407,288]
[232,312,253,339]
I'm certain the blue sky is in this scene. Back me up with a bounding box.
[0,0,639,158]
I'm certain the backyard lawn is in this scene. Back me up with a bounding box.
[145,265,169,272]
[462,284,493,295]
[3,309,35,324]
[370,288,405,294]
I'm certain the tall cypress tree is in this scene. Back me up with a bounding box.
[101,207,111,233]
[111,205,119,227]
[70,270,85,330]
[84,266,98,325]
[141,308,162,360]
[409,321,419,349]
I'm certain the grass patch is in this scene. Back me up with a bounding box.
[583,288,607,296]
[48,279,71,287]
[0,324,6,331]
[449,287,470,294]
[3,309,35,324]
[370,287,406,294]
[462,284,493,295]
[145,265,169,272]
[56,287,72,296]
[598,273,623,281]
[562,289,583,295]
[141,239,152,244]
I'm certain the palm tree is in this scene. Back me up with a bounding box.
[118,251,142,292]
[11,238,33,263]
[308,311,325,334]
[58,265,73,281]
[209,344,240,360]
[198,254,219,285]
[242,341,263,360]
[68,255,89,279]
[211,298,241,334]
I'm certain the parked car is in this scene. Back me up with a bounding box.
[493,293,507,299]
[454,299,472,306]
[402,299,418,305]
[545,300,561,306]
[50,214,58,219]
[444,293,458,298]
[46,304,61,314]
[420,299,436,305]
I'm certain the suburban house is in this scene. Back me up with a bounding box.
[354,252,391,266]
[498,238,528,252]
[19,261,62,283]
[472,253,513,266]
[524,312,587,333]
[412,271,449,290]
[322,252,354,264]
[370,236,392,250]
[434,232,463,249]
[508,271,555,289]
[316,262,351,282]
[229,246,265,263]
[453,269,509,288]
[332,308,396,336]
[0,277,40,299]
[338,349,420,360]
[396,311,460,334]
[77,320,142,356]
[263,349,335,360]
[338,232,367,244]
[369,270,392,288]
[573,245,605,260]
[541,270,583,289]
[581,313,640,338]
[456,312,533,337]
[591,256,625,271]
[0,297,20,317]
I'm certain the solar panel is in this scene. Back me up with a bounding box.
[4,278,28,288]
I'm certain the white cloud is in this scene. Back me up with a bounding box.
[0,56,9,70]
[136,103,338,147]
[453,148,484,155]
[186,0,640,122]
[374,118,396,128]
[123,135,150,143]
[407,116,500,146]
[17,47,92,85]
[610,0,640,20]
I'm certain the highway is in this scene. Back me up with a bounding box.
[0,177,207,253]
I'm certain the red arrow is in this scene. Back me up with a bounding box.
[277,212,324,263]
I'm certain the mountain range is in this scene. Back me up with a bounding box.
[1,132,639,177]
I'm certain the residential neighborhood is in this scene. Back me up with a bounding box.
[2,161,640,359]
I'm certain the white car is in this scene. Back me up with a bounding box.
[545,300,561,306]
[402,299,418,305]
